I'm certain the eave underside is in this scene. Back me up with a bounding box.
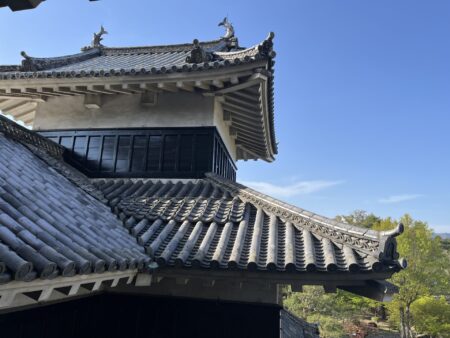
[0,64,277,161]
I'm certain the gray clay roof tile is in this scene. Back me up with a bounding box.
[0,132,151,284]
[92,175,404,274]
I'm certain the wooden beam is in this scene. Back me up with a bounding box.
[194,80,210,91]
[229,126,237,138]
[235,138,267,152]
[88,85,115,95]
[228,88,260,102]
[0,95,45,103]
[157,82,178,93]
[56,86,82,96]
[124,83,146,94]
[75,86,98,95]
[84,94,102,109]
[176,81,194,92]
[230,123,265,140]
[40,87,64,97]
[223,110,231,122]
[226,109,263,123]
[7,88,23,95]
[209,78,262,95]
[4,102,36,116]
[236,144,262,160]
[111,277,279,305]
[222,101,261,117]
[0,100,30,112]
[144,83,163,93]
[230,76,239,85]
[175,278,189,285]
[12,106,36,119]
[104,84,134,95]
[212,80,224,89]
[225,95,261,111]
[135,274,152,287]
[21,111,36,125]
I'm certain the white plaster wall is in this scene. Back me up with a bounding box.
[33,91,237,160]
[213,97,237,160]
[33,92,215,130]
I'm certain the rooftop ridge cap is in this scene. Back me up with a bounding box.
[214,45,257,55]
[19,48,101,72]
[215,32,276,59]
[0,65,21,73]
[103,38,227,53]
[205,173,379,239]
[20,48,101,62]
[205,173,403,260]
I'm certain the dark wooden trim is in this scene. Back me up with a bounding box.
[39,127,237,180]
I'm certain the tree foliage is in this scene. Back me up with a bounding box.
[283,285,378,337]
[283,211,450,338]
[335,210,381,229]
[410,296,450,337]
[376,215,450,338]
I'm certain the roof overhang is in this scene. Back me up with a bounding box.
[0,60,276,161]
[111,267,397,303]
[207,71,276,161]
[0,269,138,313]
[0,0,44,11]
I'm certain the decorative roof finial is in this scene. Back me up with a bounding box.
[91,25,108,48]
[218,17,234,39]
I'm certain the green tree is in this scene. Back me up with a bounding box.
[375,215,450,338]
[439,237,450,252]
[335,210,381,229]
[284,212,450,338]
[410,296,450,338]
[283,286,376,337]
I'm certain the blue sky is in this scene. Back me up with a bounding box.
[1,1,449,232]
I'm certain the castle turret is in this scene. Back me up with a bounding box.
[0,23,405,313]
[0,24,276,180]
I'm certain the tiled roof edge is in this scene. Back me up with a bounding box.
[205,173,404,261]
[0,116,106,203]
[0,34,274,80]
[0,56,265,80]
[0,115,64,158]
[19,48,101,72]
[0,39,227,75]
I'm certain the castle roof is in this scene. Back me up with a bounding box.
[0,115,405,310]
[0,29,277,161]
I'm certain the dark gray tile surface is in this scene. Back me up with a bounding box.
[0,133,150,283]
[0,38,266,79]
[94,177,402,273]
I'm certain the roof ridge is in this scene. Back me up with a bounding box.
[102,38,227,54]
[205,173,404,261]
[17,48,101,72]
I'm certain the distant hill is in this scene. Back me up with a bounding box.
[434,233,450,239]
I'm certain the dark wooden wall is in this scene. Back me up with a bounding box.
[39,127,236,180]
[0,294,280,338]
